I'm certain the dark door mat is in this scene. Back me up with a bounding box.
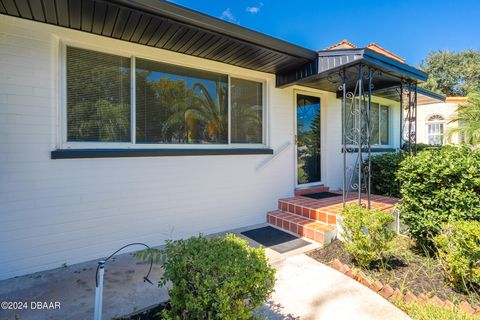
[241,226,310,253]
[302,191,342,200]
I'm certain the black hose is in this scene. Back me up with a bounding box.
[95,242,154,287]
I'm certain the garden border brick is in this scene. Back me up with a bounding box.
[328,258,480,318]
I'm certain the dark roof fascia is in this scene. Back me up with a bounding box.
[416,87,446,103]
[316,48,427,82]
[109,0,317,60]
[361,48,427,82]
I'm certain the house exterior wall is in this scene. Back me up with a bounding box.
[416,101,461,145]
[0,15,402,280]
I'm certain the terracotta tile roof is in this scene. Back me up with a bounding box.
[446,97,469,103]
[324,40,407,63]
[324,39,357,50]
[366,43,406,62]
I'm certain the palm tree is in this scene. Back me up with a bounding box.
[164,81,228,143]
[447,92,480,145]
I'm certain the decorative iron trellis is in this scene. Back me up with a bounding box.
[399,81,418,156]
[339,64,377,209]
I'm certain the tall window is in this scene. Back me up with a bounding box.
[66,47,131,142]
[426,114,444,145]
[65,46,264,147]
[345,100,389,145]
[230,78,263,144]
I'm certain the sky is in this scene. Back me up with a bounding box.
[168,0,480,66]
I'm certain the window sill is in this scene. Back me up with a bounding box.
[51,148,274,159]
[341,147,396,153]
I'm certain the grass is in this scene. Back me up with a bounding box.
[392,299,478,320]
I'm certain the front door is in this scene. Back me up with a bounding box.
[296,93,321,187]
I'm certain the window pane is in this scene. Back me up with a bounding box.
[370,103,380,145]
[66,47,131,142]
[231,78,263,144]
[136,58,228,144]
[380,105,389,145]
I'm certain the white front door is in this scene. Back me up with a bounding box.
[295,93,322,187]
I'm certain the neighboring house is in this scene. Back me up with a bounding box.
[417,97,469,145]
[0,1,444,280]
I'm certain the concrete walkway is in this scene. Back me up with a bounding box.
[0,224,409,320]
[260,254,410,320]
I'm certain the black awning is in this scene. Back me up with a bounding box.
[275,47,444,104]
[0,0,317,74]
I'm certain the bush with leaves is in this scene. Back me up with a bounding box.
[340,205,396,267]
[434,220,480,291]
[368,152,402,197]
[135,234,275,320]
[397,146,480,250]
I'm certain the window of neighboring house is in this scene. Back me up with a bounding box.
[426,114,444,145]
[64,46,264,147]
[345,100,389,145]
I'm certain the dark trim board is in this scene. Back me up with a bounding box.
[341,147,396,153]
[51,148,274,159]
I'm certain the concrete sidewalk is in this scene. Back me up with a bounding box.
[0,224,409,320]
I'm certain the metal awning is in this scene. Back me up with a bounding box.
[276,47,445,105]
[0,0,317,73]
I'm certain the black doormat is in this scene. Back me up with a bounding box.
[241,226,310,253]
[302,191,342,200]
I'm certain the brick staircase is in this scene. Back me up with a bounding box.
[267,186,338,245]
[266,187,399,245]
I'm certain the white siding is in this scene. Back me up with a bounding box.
[0,15,402,280]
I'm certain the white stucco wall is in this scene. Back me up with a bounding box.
[0,15,402,279]
[416,101,461,144]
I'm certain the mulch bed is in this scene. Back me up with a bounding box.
[120,301,169,320]
[307,239,480,306]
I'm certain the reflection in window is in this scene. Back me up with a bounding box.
[426,114,444,145]
[231,78,263,144]
[66,47,131,142]
[345,100,389,145]
[135,58,228,144]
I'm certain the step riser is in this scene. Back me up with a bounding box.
[267,213,336,245]
[294,186,329,196]
[278,200,337,225]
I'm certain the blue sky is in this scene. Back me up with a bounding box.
[169,0,480,66]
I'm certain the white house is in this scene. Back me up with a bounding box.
[0,0,444,280]
[417,97,469,145]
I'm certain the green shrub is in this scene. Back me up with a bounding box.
[434,220,480,291]
[136,234,275,320]
[340,205,396,267]
[368,152,402,197]
[397,146,480,250]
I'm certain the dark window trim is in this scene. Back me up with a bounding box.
[51,148,274,159]
[341,147,396,153]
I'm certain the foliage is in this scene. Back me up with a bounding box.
[340,205,396,267]
[397,146,480,250]
[434,220,480,291]
[448,92,480,145]
[135,234,275,320]
[419,50,480,96]
[368,152,402,197]
[392,299,478,320]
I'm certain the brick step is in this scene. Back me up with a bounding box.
[294,185,329,196]
[278,196,342,225]
[267,210,336,244]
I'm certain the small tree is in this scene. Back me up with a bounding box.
[447,92,480,145]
